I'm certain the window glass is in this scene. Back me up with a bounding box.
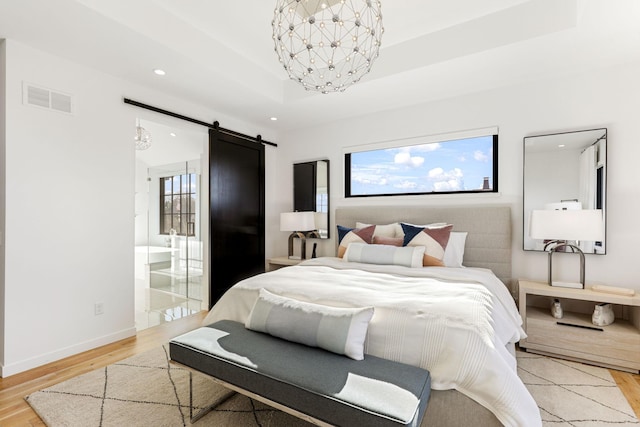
[345,132,498,197]
[160,173,196,236]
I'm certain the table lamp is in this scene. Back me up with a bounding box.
[280,212,316,259]
[529,209,604,288]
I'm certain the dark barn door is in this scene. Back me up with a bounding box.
[209,129,265,307]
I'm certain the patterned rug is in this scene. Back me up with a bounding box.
[25,344,307,427]
[518,351,639,426]
[26,346,639,426]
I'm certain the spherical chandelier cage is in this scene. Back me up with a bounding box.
[272,0,383,94]
[134,125,152,151]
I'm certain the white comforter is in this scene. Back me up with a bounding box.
[203,257,542,427]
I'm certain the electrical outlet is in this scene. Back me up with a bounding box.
[94,302,104,316]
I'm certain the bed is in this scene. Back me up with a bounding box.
[202,205,542,427]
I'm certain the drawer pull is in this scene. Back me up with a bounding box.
[557,321,603,331]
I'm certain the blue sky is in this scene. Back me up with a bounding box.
[349,135,494,195]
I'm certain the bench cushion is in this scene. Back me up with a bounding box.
[170,320,431,427]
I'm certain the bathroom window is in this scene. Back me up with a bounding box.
[160,173,196,236]
[344,128,498,197]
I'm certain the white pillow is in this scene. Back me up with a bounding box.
[443,231,467,268]
[344,242,425,268]
[402,222,449,229]
[245,289,374,360]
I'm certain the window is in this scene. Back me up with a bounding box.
[345,129,498,197]
[160,173,196,236]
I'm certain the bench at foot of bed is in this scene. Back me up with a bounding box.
[169,320,431,427]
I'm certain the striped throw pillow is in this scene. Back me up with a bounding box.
[245,289,374,360]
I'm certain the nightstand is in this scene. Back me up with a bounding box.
[267,256,303,271]
[518,279,640,373]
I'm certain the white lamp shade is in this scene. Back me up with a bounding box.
[280,212,316,232]
[530,209,604,241]
[314,212,328,230]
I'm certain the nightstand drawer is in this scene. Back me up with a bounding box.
[526,307,640,366]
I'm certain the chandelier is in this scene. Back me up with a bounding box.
[134,119,152,151]
[272,0,383,94]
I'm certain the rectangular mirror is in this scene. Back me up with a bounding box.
[294,159,330,238]
[523,128,607,253]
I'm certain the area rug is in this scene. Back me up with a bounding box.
[25,344,307,427]
[26,346,639,426]
[517,351,639,426]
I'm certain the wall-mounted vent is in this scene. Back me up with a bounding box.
[23,82,74,114]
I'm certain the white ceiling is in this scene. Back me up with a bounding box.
[2,0,640,134]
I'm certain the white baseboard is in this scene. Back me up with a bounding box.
[0,327,136,378]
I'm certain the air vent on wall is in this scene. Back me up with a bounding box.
[22,82,74,114]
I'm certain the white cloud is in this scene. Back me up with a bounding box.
[433,180,462,191]
[395,180,418,190]
[427,167,443,178]
[428,167,464,191]
[352,172,388,186]
[412,142,441,152]
[394,151,424,168]
[474,150,489,162]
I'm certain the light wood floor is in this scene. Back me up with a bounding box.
[0,311,207,427]
[1,310,640,426]
[612,369,640,420]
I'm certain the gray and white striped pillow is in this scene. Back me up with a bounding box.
[245,289,374,360]
[344,242,425,268]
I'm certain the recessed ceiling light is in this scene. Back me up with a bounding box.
[169,132,176,137]
[558,144,566,148]
[270,117,278,121]
[153,69,166,76]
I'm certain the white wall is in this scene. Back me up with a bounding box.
[0,39,278,376]
[0,41,7,366]
[271,61,640,290]
[4,37,640,376]
[4,40,136,376]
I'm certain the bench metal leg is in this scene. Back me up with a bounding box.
[188,371,237,424]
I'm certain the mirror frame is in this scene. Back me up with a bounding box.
[294,159,330,239]
[523,128,607,254]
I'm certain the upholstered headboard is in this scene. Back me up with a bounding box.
[334,205,512,287]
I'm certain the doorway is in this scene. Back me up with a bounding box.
[134,118,208,330]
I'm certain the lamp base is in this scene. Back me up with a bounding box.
[288,232,307,259]
[551,281,583,289]
[546,243,586,289]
